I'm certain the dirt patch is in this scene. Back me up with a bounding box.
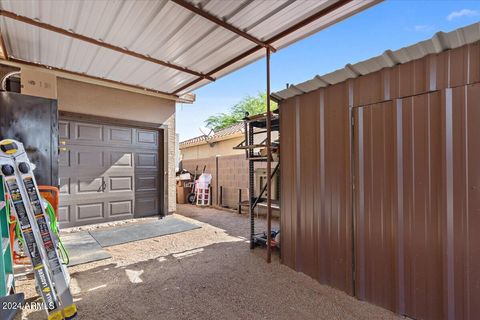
[14,205,403,320]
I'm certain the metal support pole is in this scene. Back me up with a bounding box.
[238,189,242,214]
[248,124,255,249]
[244,118,249,159]
[266,47,272,263]
[215,156,219,206]
[219,186,223,207]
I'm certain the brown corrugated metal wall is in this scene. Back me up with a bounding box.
[354,92,444,319]
[279,85,362,304]
[280,83,353,294]
[401,92,443,319]
[447,83,480,320]
[279,42,480,320]
[353,100,398,312]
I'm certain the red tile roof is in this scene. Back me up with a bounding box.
[180,122,244,147]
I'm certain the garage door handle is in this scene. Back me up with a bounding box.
[98,181,107,192]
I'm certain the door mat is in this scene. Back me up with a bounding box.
[62,231,112,267]
[89,216,200,247]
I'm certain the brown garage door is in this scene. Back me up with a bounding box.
[58,118,162,227]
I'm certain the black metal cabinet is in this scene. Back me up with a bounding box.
[0,91,58,187]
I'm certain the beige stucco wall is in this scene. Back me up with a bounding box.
[57,78,177,213]
[57,78,175,124]
[180,136,245,161]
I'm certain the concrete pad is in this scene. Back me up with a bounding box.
[89,216,200,247]
[62,231,112,267]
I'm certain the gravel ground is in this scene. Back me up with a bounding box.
[14,205,403,320]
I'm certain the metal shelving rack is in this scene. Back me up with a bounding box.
[233,47,277,263]
[234,110,280,255]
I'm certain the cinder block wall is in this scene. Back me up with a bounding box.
[217,155,249,208]
[181,154,267,209]
[181,157,218,204]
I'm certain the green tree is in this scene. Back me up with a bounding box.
[205,92,278,131]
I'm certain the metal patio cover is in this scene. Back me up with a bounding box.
[0,0,380,98]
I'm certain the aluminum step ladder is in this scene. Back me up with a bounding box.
[0,139,77,320]
[0,175,25,320]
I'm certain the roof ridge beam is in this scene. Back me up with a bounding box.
[171,0,276,53]
[0,9,215,81]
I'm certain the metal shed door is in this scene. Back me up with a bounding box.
[353,92,443,319]
[58,119,162,227]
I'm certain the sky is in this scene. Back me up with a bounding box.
[176,0,480,141]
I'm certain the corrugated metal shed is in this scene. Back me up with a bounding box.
[0,0,380,97]
[277,22,480,319]
[272,22,480,101]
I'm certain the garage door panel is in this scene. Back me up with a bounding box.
[59,121,70,140]
[60,168,109,178]
[59,149,71,167]
[59,178,70,195]
[136,152,158,168]
[109,151,133,167]
[74,123,104,141]
[60,193,106,203]
[135,197,158,218]
[58,205,71,224]
[136,175,158,192]
[110,200,133,217]
[77,150,105,167]
[110,176,133,191]
[136,129,158,147]
[77,202,105,221]
[77,177,104,193]
[107,126,133,145]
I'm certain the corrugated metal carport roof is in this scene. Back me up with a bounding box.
[272,22,480,101]
[0,0,380,99]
